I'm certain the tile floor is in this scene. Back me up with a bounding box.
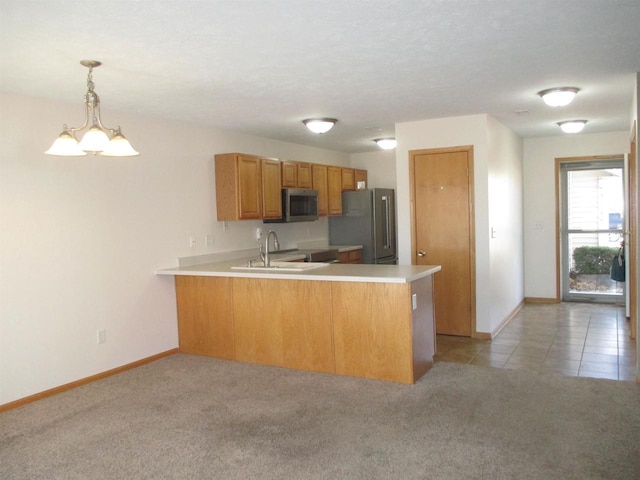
[435,302,637,381]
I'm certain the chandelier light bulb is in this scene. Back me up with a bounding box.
[44,128,87,156]
[78,124,110,154]
[101,130,140,156]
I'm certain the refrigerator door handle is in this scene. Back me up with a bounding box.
[382,195,391,249]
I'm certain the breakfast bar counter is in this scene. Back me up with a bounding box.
[156,259,441,283]
[157,259,441,384]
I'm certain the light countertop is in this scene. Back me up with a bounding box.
[156,256,441,284]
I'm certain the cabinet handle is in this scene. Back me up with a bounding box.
[417,250,426,257]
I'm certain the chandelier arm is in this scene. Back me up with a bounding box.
[91,103,117,135]
[65,103,90,135]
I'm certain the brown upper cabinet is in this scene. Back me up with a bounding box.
[215,153,282,221]
[341,167,367,191]
[312,164,328,216]
[282,161,313,189]
[297,162,313,189]
[341,168,355,191]
[307,163,345,216]
[216,154,364,220]
[261,158,283,219]
[327,166,343,215]
[354,169,368,190]
[281,161,297,188]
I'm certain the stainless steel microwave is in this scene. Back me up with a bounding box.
[264,188,319,223]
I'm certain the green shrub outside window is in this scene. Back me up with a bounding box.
[572,246,619,274]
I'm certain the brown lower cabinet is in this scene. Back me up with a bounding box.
[174,274,435,383]
[337,249,362,264]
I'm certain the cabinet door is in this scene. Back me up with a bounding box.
[338,249,362,264]
[327,166,343,215]
[332,282,414,383]
[312,164,328,216]
[281,161,297,188]
[262,159,282,219]
[341,168,355,190]
[237,155,262,219]
[297,162,313,189]
[175,276,235,359]
[215,153,262,221]
[349,249,362,264]
[355,169,367,190]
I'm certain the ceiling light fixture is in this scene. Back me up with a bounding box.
[45,60,139,157]
[538,87,580,107]
[303,118,337,134]
[374,138,397,150]
[557,120,587,134]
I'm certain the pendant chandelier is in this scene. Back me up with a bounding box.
[45,60,139,157]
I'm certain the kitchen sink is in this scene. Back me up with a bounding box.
[231,261,330,272]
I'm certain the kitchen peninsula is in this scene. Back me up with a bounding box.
[157,257,441,384]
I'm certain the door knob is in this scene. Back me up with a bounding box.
[417,250,426,257]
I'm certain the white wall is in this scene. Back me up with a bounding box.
[522,131,629,300]
[350,149,397,189]
[0,92,348,405]
[487,116,525,330]
[395,114,523,334]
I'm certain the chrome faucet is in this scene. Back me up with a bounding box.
[260,230,280,267]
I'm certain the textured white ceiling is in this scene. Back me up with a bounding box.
[1,0,639,153]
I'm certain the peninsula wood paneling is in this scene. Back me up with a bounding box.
[175,276,235,359]
[173,273,435,383]
[232,278,334,373]
[331,282,414,383]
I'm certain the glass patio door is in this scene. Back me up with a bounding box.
[560,159,625,303]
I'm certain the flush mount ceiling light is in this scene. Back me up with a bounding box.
[45,60,139,157]
[302,118,337,134]
[538,87,580,107]
[557,120,588,134]
[373,138,397,150]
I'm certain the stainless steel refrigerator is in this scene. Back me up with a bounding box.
[329,188,397,264]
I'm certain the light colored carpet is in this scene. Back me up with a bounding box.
[1,354,639,479]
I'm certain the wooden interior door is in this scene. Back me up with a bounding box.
[410,146,475,336]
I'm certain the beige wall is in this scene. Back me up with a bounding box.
[350,149,397,189]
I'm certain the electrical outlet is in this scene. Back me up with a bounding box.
[256,228,263,240]
[205,234,214,246]
[534,220,544,230]
[97,329,106,344]
[189,236,196,248]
